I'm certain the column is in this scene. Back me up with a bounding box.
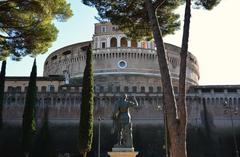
[137,41,141,48]
[107,36,110,48]
[97,37,100,49]
[147,41,151,49]
[117,36,121,47]
[127,40,131,47]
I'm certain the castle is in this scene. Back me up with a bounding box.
[2,23,240,127]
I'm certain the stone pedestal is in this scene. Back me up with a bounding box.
[108,148,138,157]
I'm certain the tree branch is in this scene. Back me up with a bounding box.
[153,0,166,11]
[0,1,8,7]
[0,24,35,29]
[0,33,22,39]
[0,19,41,33]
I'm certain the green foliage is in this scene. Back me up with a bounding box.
[0,60,6,129]
[194,0,221,10]
[79,45,94,156]
[22,59,37,155]
[0,0,73,60]
[82,0,180,40]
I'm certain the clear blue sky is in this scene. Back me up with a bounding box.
[4,0,240,85]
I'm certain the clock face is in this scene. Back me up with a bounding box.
[117,60,127,69]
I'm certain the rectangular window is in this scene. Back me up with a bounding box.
[101,26,107,33]
[112,26,117,31]
[48,85,55,92]
[124,86,129,92]
[132,86,137,93]
[101,42,106,48]
[116,86,120,92]
[100,86,104,92]
[108,86,112,92]
[157,86,161,93]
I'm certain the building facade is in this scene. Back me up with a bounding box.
[2,23,240,127]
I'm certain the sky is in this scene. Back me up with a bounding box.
[3,0,240,85]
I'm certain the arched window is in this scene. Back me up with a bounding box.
[121,37,127,47]
[131,40,137,48]
[110,37,117,47]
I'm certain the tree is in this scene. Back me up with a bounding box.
[83,0,180,39]
[0,0,72,60]
[82,0,221,157]
[22,59,37,157]
[0,60,6,130]
[79,45,94,157]
[82,0,182,156]
[178,0,220,156]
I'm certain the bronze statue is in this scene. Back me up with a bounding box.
[112,94,138,148]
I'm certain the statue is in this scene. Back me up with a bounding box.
[112,94,138,148]
[63,69,70,85]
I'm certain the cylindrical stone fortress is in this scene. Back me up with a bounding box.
[44,22,200,93]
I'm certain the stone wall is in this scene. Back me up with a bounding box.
[3,85,240,127]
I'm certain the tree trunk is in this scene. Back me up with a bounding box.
[144,0,177,123]
[145,0,191,157]
[177,0,192,156]
[0,60,6,130]
[145,0,179,157]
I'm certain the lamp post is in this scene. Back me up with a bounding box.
[223,101,239,157]
[98,116,101,157]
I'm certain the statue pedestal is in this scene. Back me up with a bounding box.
[108,148,138,157]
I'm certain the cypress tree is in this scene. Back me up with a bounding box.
[32,106,55,157]
[79,44,94,157]
[22,59,37,157]
[0,60,6,130]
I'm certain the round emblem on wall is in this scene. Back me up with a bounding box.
[117,60,127,69]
